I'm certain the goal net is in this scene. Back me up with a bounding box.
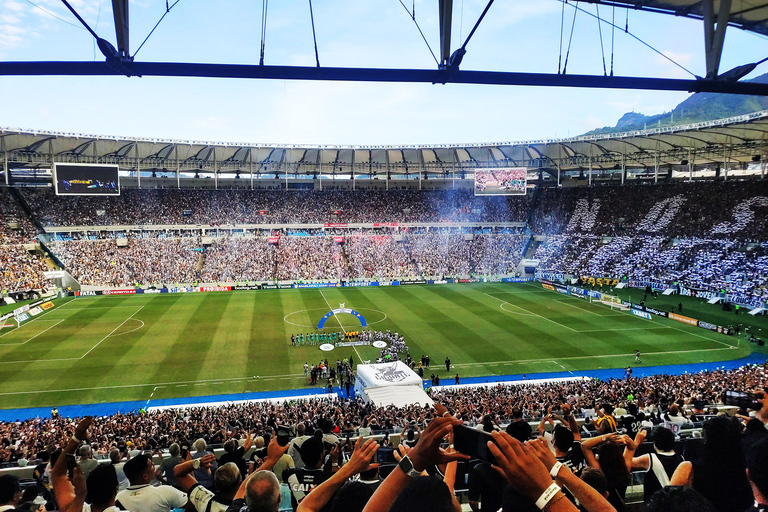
[598,293,628,310]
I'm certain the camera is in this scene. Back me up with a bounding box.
[724,390,764,411]
[453,425,496,464]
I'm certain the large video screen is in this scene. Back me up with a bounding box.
[474,168,527,195]
[53,163,120,196]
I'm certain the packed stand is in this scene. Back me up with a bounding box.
[22,188,531,227]
[533,179,768,240]
[345,235,416,280]
[2,362,768,512]
[49,239,200,287]
[200,237,275,283]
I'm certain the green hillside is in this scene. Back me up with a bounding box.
[583,72,768,136]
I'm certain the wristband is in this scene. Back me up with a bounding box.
[535,483,561,510]
[71,435,81,444]
[550,462,564,478]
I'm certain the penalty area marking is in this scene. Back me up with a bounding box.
[0,319,65,346]
[109,318,146,337]
[484,292,576,330]
[283,307,387,329]
[0,305,144,364]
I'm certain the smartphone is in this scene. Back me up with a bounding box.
[181,448,189,459]
[66,454,77,478]
[724,390,763,410]
[453,425,496,464]
[277,425,293,447]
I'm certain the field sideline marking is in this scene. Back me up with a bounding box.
[483,292,578,331]
[552,360,573,374]
[0,372,306,396]
[80,306,145,359]
[318,290,362,363]
[452,345,738,368]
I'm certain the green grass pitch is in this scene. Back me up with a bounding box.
[0,282,760,410]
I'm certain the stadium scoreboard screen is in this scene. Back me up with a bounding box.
[474,168,527,195]
[53,163,120,196]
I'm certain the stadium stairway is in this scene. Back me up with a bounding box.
[0,353,765,422]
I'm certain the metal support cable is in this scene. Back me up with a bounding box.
[133,0,181,58]
[558,0,566,73]
[308,0,320,67]
[562,2,579,75]
[596,4,607,76]
[260,0,269,66]
[397,0,439,66]
[562,0,697,77]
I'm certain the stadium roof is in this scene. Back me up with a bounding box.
[2,110,767,177]
[2,0,768,97]
[588,0,768,37]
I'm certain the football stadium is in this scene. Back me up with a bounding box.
[2,1,768,511]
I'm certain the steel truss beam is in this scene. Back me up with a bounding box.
[1,61,768,96]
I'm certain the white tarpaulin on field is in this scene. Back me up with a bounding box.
[355,361,433,408]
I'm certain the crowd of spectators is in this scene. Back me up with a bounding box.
[48,239,200,287]
[200,238,275,283]
[0,245,49,292]
[533,179,768,240]
[2,361,765,464]
[42,234,526,287]
[345,236,416,279]
[5,179,768,301]
[1,362,767,511]
[407,234,471,277]
[0,190,37,245]
[22,188,531,227]
[535,234,768,305]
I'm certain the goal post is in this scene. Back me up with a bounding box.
[598,293,627,310]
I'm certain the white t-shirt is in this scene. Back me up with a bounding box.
[83,505,124,512]
[116,483,188,512]
[188,483,230,512]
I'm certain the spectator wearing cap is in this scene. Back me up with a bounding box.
[623,427,684,502]
[116,453,188,512]
[467,463,507,512]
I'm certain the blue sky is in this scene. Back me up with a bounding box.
[0,0,766,145]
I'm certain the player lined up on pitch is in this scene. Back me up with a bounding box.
[290,331,362,346]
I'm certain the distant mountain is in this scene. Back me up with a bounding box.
[582,72,768,136]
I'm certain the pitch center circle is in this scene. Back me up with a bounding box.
[284,307,388,329]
